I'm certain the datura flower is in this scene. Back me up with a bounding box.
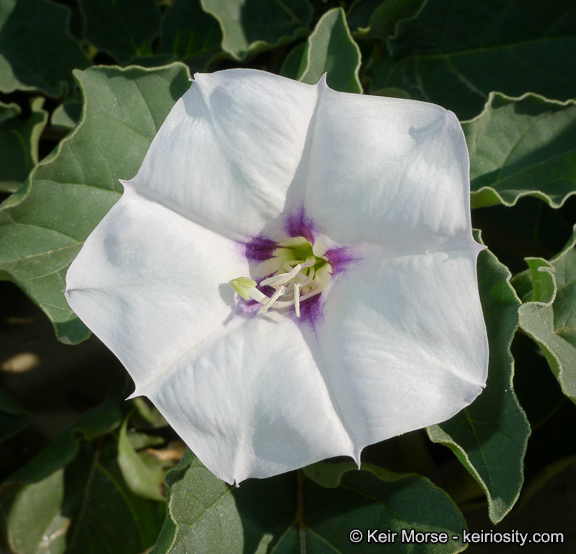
[65,69,488,485]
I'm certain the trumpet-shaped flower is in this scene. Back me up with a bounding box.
[65,69,489,484]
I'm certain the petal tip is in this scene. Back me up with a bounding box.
[318,73,329,89]
[353,447,362,468]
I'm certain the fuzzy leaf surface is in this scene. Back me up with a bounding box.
[297,8,362,93]
[0,64,191,344]
[1,408,164,554]
[369,0,576,120]
[512,227,576,403]
[200,0,312,60]
[428,235,530,524]
[160,0,223,73]
[0,98,47,193]
[78,0,161,63]
[464,93,576,209]
[152,451,467,553]
[0,0,90,96]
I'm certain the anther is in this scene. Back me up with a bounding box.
[294,284,301,318]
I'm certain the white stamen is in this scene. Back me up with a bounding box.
[297,267,315,287]
[260,264,302,288]
[294,284,301,318]
[231,240,332,317]
[298,285,324,303]
[257,285,286,314]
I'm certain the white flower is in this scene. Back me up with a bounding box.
[65,69,488,484]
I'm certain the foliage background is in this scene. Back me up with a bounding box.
[1,0,575,552]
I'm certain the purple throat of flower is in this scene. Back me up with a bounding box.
[231,214,355,324]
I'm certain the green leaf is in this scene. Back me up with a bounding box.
[465,93,576,209]
[1,434,165,554]
[0,386,29,442]
[200,0,312,60]
[3,399,122,486]
[347,0,385,34]
[51,101,84,131]
[0,64,191,344]
[118,418,165,501]
[0,98,48,193]
[428,234,530,524]
[131,396,168,428]
[1,470,69,554]
[369,0,576,120]
[0,0,90,96]
[125,429,165,450]
[279,42,308,80]
[78,0,161,63]
[512,227,576,403]
[298,8,362,94]
[160,0,224,73]
[153,451,467,553]
[349,0,425,42]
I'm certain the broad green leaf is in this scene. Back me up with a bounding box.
[0,98,47,193]
[0,386,29,441]
[1,470,68,554]
[153,451,467,553]
[200,0,312,60]
[78,0,161,63]
[160,0,224,73]
[512,227,576,403]
[0,64,191,344]
[347,0,385,34]
[51,101,83,131]
[131,396,168,428]
[124,52,177,69]
[118,418,165,501]
[465,93,576,209]
[125,430,165,450]
[428,234,530,524]
[279,42,308,81]
[298,8,362,94]
[0,0,90,96]
[369,0,576,120]
[349,0,425,41]
[1,433,165,554]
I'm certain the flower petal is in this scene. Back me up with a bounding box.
[301,81,474,252]
[314,250,488,455]
[144,316,354,484]
[129,69,320,240]
[65,183,249,387]
[65,69,489,485]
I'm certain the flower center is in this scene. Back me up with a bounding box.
[231,237,332,318]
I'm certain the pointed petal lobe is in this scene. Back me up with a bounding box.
[314,250,488,454]
[302,82,474,253]
[146,316,354,484]
[66,184,249,386]
[129,69,320,240]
